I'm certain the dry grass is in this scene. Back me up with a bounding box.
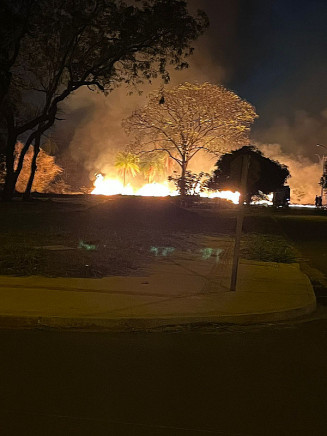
[0,196,232,277]
[241,233,297,263]
[0,196,300,277]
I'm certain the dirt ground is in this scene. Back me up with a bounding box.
[0,195,312,278]
[0,195,235,277]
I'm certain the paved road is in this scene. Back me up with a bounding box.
[1,320,327,436]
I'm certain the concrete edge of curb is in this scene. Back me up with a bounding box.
[0,301,317,332]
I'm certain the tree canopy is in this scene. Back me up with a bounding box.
[208,145,290,203]
[1,0,208,200]
[123,82,257,195]
[115,151,140,186]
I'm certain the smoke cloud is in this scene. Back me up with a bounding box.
[253,109,327,204]
[254,110,327,157]
[255,143,322,204]
[63,85,324,204]
[62,43,226,183]
[57,1,325,205]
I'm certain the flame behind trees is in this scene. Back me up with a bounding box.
[123,82,258,196]
[114,152,140,187]
[0,142,63,193]
[139,152,167,183]
[208,146,290,204]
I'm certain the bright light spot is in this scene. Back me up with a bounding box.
[252,193,273,206]
[200,190,240,204]
[136,183,177,197]
[289,204,316,208]
[91,176,318,207]
[91,174,238,203]
[91,174,130,195]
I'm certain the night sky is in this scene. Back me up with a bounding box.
[63,0,327,154]
[198,0,327,127]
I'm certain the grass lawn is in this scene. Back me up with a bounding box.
[0,195,303,278]
[273,209,327,300]
[0,195,235,278]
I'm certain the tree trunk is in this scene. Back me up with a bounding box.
[23,134,41,201]
[2,115,17,202]
[245,192,252,205]
[2,127,36,201]
[180,157,187,197]
[2,171,16,201]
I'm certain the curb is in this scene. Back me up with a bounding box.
[0,301,316,332]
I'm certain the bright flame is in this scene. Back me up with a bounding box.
[91,175,318,208]
[91,174,239,203]
[92,174,133,195]
[200,190,240,204]
[251,193,273,206]
[136,183,178,197]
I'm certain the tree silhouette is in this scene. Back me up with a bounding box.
[1,0,208,200]
[208,146,290,203]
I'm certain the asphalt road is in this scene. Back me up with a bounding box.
[1,320,327,436]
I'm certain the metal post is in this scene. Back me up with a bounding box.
[316,145,327,206]
[322,155,326,206]
[230,154,250,292]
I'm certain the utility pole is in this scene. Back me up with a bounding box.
[230,154,250,292]
[316,144,327,205]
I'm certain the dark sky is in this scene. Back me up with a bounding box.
[196,0,327,127]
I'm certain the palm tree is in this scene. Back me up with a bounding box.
[114,152,140,186]
[140,152,167,183]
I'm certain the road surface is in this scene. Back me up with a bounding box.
[1,319,327,435]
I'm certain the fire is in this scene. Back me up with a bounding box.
[92,174,133,195]
[91,175,316,207]
[201,190,240,204]
[91,174,240,203]
[136,183,178,197]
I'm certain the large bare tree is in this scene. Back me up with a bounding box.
[123,82,258,195]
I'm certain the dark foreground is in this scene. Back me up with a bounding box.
[1,320,327,436]
[0,196,235,277]
[0,195,301,277]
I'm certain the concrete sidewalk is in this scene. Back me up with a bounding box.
[0,236,316,330]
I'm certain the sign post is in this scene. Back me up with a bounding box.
[230,154,250,292]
